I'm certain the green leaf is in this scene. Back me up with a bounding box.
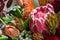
[15,7,23,18]
[9,10,15,16]
[2,17,11,22]
[55,18,58,28]
[22,18,31,30]
[10,14,15,20]
[49,21,52,28]
[0,35,8,40]
[9,6,23,18]
[0,18,6,26]
[52,29,56,35]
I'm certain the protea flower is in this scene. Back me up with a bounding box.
[29,4,55,34]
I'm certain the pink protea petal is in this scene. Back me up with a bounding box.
[29,4,54,34]
[47,3,54,13]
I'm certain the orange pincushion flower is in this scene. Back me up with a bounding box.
[23,0,34,20]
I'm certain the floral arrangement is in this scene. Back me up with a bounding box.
[0,0,60,40]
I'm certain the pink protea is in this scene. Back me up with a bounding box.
[29,4,54,34]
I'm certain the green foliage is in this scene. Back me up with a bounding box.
[9,6,24,18]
